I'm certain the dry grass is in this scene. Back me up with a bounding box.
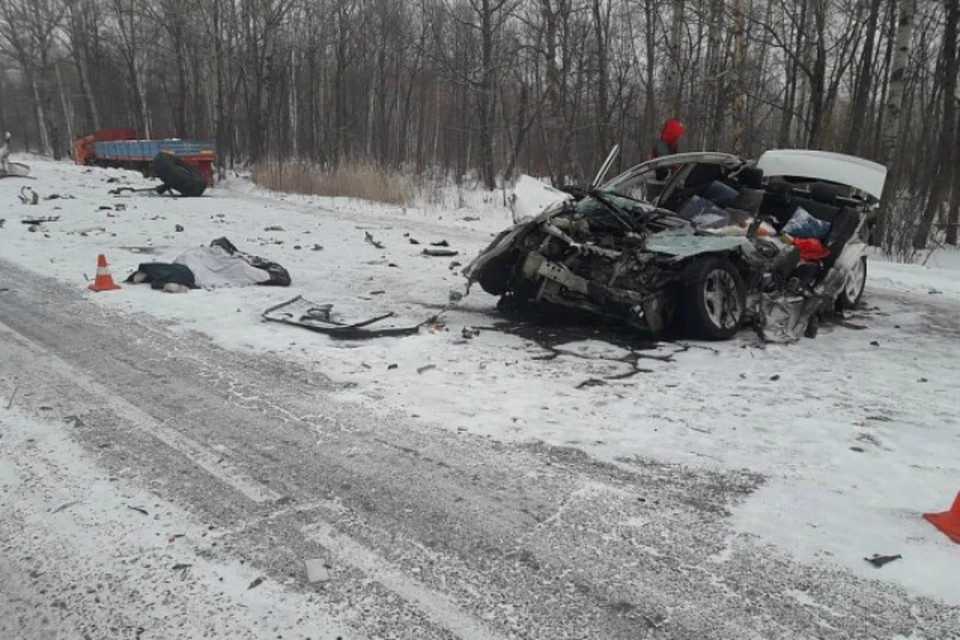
[252,161,414,206]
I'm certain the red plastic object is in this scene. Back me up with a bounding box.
[793,237,831,262]
[924,492,960,544]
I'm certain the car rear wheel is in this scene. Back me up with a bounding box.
[680,257,746,340]
[837,256,867,310]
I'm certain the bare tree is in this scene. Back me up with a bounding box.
[0,0,952,250]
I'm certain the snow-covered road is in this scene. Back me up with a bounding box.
[1,160,959,638]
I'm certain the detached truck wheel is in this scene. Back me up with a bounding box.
[151,152,207,197]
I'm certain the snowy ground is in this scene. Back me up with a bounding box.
[2,159,960,615]
[0,407,352,640]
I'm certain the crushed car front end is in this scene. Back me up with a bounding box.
[465,148,887,342]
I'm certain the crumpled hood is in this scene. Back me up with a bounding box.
[644,229,751,258]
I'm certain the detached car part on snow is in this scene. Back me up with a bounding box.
[0,161,31,179]
[464,148,886,342]
[151,152,208,197]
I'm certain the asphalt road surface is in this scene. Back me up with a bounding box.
[1,258,956,640]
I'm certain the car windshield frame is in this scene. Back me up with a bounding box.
[598,152,744,206]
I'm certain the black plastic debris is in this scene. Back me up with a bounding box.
[364,231,385,249]
[865,554,902,568]
[430,240,450,247]
[22,216,59,225]
[423,248,458,257]
[108,186,159,196]
[577,378,608,389]
[247,577,265,590]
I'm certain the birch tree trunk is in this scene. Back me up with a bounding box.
[874,0,917,246]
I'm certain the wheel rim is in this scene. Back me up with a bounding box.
[845,258,866,302]
[703,269,742,330]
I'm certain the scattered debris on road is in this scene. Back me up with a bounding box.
[4,385,18,410]
[51,500,81,514]
[21,216,59,225]
[865,554,902,568]
[576,378,608,389]
[423,248,458,257]
[262,295,430,339]
[364,231,385,249]
[18,186,38,205]
[127,506,149,516]
[247,577,265,590]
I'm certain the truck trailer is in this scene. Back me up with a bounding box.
[73,128,215,186]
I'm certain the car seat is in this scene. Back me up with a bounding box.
[819,207,860,270]
[758,181,795,229]
[727,167,765,215]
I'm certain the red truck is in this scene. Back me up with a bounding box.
[73,128,216,186]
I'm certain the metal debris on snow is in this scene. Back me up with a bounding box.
[865,554,902,568]
[364,231,385,249]
[262,295,432,339]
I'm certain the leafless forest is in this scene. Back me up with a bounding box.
[0,0,957,250]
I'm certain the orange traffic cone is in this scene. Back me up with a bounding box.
[924,492,960,544]
[88,254,122,292]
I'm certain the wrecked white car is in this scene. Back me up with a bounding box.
[464,147,887,342]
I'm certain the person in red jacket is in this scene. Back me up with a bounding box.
[649,118,686,180]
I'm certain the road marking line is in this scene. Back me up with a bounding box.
[302,521,506,640]
[0,320,281,504]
